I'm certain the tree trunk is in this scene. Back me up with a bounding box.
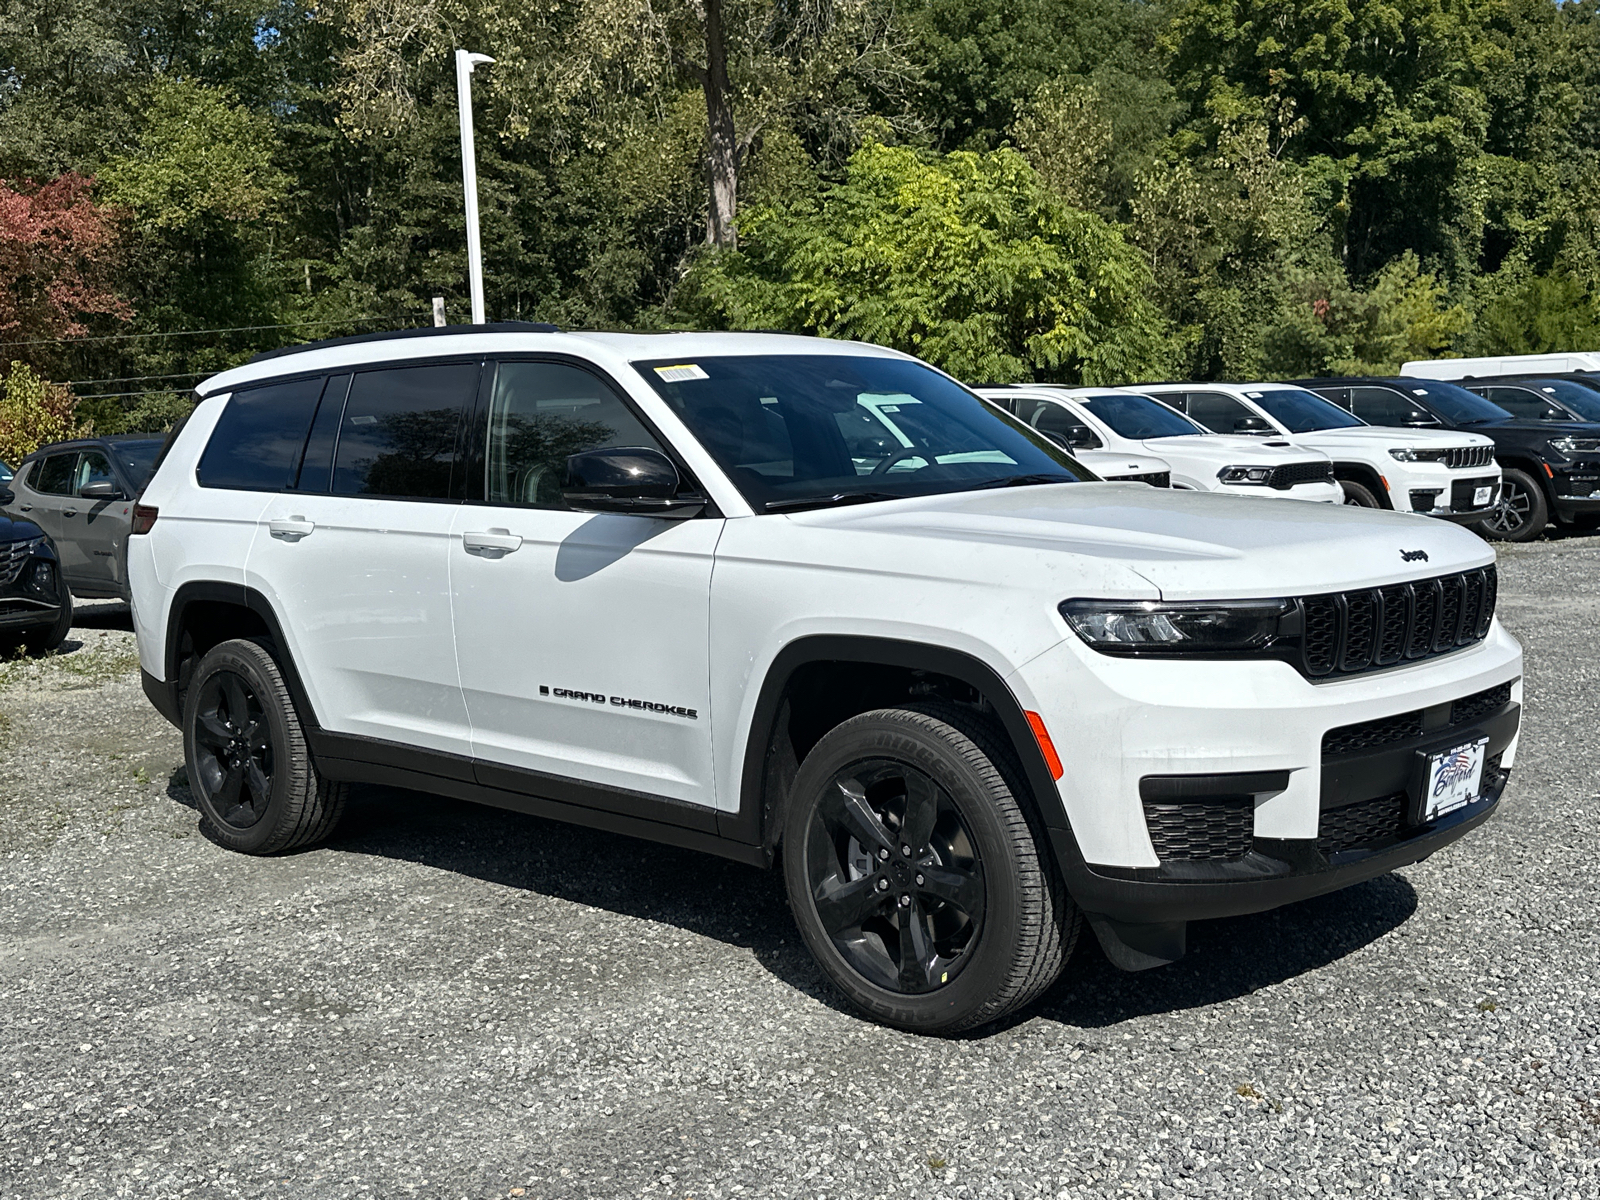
[702,0,738,248]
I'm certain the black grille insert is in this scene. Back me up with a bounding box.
[1451,681,1513,727]
[1143,799,1253,863]
[1267,461,1335,490]
[1319,793,1408,854]
[1300,567,1496,680]
[1321,710,1425,757]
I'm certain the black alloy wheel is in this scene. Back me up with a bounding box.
[782,703,1077,1034]
[182,637,346,854]
[191,669,275,830]
[806,759,986,994]
[1479,468,1547,542]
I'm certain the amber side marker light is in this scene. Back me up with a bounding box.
[131,504,159,535]
[1025,710,1064,780]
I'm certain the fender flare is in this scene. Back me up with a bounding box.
[724,634,1075,847]
[161,580,322,733]
[1330,462,1392,508]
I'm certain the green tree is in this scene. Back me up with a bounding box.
[0,362,90,463]
[686,141,1171,383]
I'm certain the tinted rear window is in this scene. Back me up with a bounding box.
[197,378,327,491]
[332,363,476,499]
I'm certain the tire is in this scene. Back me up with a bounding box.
[21,591,72,654]
[1339,479,1382,508]
[182,637,347,854]
[1477,469,1548,542]
[782,702,1078,1034]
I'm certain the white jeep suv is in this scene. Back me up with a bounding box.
[130,328,1523,1033]
[1139,382,1502,518]
[981,385,1342,501]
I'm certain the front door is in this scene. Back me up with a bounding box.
[450,359,721,807]
[15,452,76,572]
[69,449,131,595]
[247,364,478,758]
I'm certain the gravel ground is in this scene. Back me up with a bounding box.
[2,535,1598,1200]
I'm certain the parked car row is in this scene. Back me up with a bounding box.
[981,360,1600,543]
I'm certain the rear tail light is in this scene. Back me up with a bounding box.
[131,504,159,535]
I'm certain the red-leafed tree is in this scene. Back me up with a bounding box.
[0,173,132,361]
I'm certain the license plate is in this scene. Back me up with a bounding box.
[1473,486,1493,506]
[1421,738,1488,822]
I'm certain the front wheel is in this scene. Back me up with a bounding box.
[182,638,347,854]
[1340,480,1382,508]
[1478,468,1548,542]
[782,704,1077,1034]
[21,590,72,654]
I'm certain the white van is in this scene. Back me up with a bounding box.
[1403,352,1600,380]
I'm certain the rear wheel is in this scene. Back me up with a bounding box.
[1339,480,1381,508]
[183,638,346,854]
[1478,469,1547,542]
[782,703,1077,1034]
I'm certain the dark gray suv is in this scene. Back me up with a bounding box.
[3,436,165,601]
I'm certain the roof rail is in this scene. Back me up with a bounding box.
[245,321,562,365]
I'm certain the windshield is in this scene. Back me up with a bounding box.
[636,355,1093,509]
[1401,380,1513,424]
[1246,388,1366,432]
[113,440,165,486]
[1523,380,1600,423]
[1078,393,1207,439]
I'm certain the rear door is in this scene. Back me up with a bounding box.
[449,358,721,806]
[18,453,77,563]
[248,362,478,758]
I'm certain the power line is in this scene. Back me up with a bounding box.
[0,315,403,350]
[67,371,209,387]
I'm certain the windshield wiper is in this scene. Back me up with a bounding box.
[972,473,1079,490]
[765,491,903,513]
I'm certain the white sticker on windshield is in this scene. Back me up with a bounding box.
[1413,389,1428,395]
[654,363,709,383]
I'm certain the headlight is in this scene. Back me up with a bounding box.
[1547,437,1578,456]
[1217,465,1274,485]
[1059,598,1295,655]
[1388,448,1420,462]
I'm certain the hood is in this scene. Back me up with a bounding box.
[789,484,1492,601]
[1290,426,1493,449]
[1074,449,1168,475]
[0,512,45,542]
[1134,434,1327,463]
[1477,419,1600,440]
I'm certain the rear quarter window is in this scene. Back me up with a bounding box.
[331,363,477,500]
[196,377,327,491]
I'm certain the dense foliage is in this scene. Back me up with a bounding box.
[2,0,1598,427]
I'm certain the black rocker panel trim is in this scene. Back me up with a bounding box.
[312,731,759,866]
[727,635,1070,848]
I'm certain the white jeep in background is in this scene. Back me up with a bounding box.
[1137,381,1502,519]
[980,385,1342,501]
[129,328,1523,1033]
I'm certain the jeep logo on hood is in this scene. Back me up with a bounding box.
[1401,549,1430,563]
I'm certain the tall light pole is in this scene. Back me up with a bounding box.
[455,49,495,325]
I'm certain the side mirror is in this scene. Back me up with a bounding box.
[562,447,706,519]
[79,480,122,501]
[1403,415,1440,427]
[1233,416,1273,434]
[0,487,13,507]
[1062,424,1099,449]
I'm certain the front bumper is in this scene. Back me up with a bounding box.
[1009,623,1522,963]
[1211,480,1343,504]
[1397,474,1501,519]
[0,549,65,630]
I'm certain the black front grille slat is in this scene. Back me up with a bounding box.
[1444,445,1494,470]
[1297,567,1495,681]
[1143,799,1254,863]
[1376,585,1410,665]
[0,540,34,587]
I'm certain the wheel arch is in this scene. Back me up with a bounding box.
[728,636,1072,857]
[160,581,321,733]
[1330,462,1392,508]
[1493,455,1557,502]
